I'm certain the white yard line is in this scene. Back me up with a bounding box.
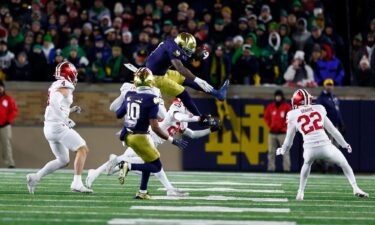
[172,181,282,186]
[157,187,285,193]
[151,195,288,202]
[130,206,290,213]
[108,218,296,225]
[1,217,106,223]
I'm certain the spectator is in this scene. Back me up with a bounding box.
[233,44,259,85]
[315,44,345,86]
[132,48,148,68]
[87,35,111,64]
[324,23,344,59]
[354,33,375,73]
[90,51,106,82]
[304,25,332,59]
[351,34,363,77]
[247,14,257,33]
[80,22,94,51]
[20,31,35,56]
[104,44,129,82]
[7,23,24,54]
[88,0,110,25]
[121,31,135,60]
[0,41,15,80]
[292,18,310,51]
[41,34,56,64]
[207,45,231,89]
[9,52,31,81]
[316,79,345,133]
[264,90,291,172]
[258,5,273,26]
[0,80,18,168]
[355,56,375,86]
[211,19,226,45]
[47,49,64,81]
[274,37,293,85]
[284,50,317,87]
[67,47,89,81]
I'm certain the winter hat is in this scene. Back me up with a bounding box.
[43,34,52,43]
[163,20,173,26]
[282,37,292,46]
[323,79,334,86]
[257,24,266,31]
[268,22,279,31]
[261,5,270,12]
[83,22,93,31]
[312,44,321,52]
[33,44,43,51]
[238,17,248,24]
[354,33,363,42]
[215,18,224,25]
[292,0,302,8]
[233,35,244,45]
[114,2,124,15]
[221,6,232,15]
[294,50,305,60]
[268,32,281,51]
[248,14,257,20]
[274,89,284,98]
[280,9,288,17]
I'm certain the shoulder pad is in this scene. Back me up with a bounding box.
[120,82,135,92]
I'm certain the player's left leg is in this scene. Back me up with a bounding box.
[278,134,291,172]
[62,129,92,193]
[324,145,369,198]
[166,70,229,101]
[297,147,316,200]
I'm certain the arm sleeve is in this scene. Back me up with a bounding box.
[281,116,296,152]
[264,105,271,127]
[174,112,200,122]
[305,65,315,82]
[283,66,295,81]
[157,99,167,119]
[110,93,125,112]
[49,91,67,120]
[7,97,18,123]
[116,100,127,119]
[182,128,211,139]
[324,116,348,147]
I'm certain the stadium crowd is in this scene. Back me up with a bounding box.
[0,0,374,86]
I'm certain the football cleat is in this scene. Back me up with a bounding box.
[118,161,129,185]
[354,188,369,199]
[26,173,38,194]
[296,190,304,201]
[167,188,189,197]
[213,79,230,101]
[106,154,118,175]
[85,169,97,189]
[134,191,151,199]
[70,183,93,193]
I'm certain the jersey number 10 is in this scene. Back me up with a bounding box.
[127,102,140,120]
[297,112,324,135]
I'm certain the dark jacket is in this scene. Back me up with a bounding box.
[316,90,344,131]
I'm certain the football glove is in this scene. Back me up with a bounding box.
[65,118,76,128]
[172,138,189,150]
[210,119,221,132]
[194,77,214,92]
[70,105,81,114]
[276,147,286,156]
[345,144,352,153]
[192,47,210,61]
[199,115,216,127]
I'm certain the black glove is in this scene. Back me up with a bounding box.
[210,118,221,132]
[172,138,189,150]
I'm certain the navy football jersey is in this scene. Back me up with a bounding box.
[146,39,190,75]
[116,91,159,139]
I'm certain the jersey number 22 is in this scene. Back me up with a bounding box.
[297,112,324,135]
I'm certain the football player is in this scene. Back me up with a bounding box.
[86,98,219,196]
[113,67,188,199]
[146,32,229,118]
[27,61,92,194]
[276,89,369,200]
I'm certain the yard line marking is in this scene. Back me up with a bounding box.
[152,195,288,202]
[157,187,285,193]
[1,210,375,221]
[130,206,290,213]
[108,218,296,225]
[1,217,106,223]
[172,181,282,186]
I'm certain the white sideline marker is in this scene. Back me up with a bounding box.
[152,195,288,202]
[108,218,296,225]
[130,206,290,213]
[158,187,285,193]
[172,181,282,186]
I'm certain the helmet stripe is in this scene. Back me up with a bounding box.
[301,89,310,105]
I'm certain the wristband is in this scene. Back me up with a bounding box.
[167,136,174,143]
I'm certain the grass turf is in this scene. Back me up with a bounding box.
[0,169,374,225]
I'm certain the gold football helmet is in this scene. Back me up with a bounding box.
[174,32,197,57]
[134,67,155,87]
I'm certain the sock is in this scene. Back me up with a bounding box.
[340,160,359,190]
[182,79,205,92]
[140,172,151,191]
[36,159,65,180]
[73,175,83,186]
[128,163,132,170]
[95,161,109,175]
[176,90,201,116]
[139,189,148,194]
[298,162,312,192]
[154,168,174,190]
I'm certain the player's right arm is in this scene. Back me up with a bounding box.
[324,116,349,148]
[277,113,296,155]
[171,59,213,92]
[116,99,127,119]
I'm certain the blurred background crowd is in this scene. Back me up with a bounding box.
[0,0,375,87]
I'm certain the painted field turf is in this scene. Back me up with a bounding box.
[0,169,374,225]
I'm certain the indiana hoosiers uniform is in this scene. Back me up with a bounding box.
[27,61,92,194]
[277,89,368,200]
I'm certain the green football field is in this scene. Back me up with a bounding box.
[0,169,374,225]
